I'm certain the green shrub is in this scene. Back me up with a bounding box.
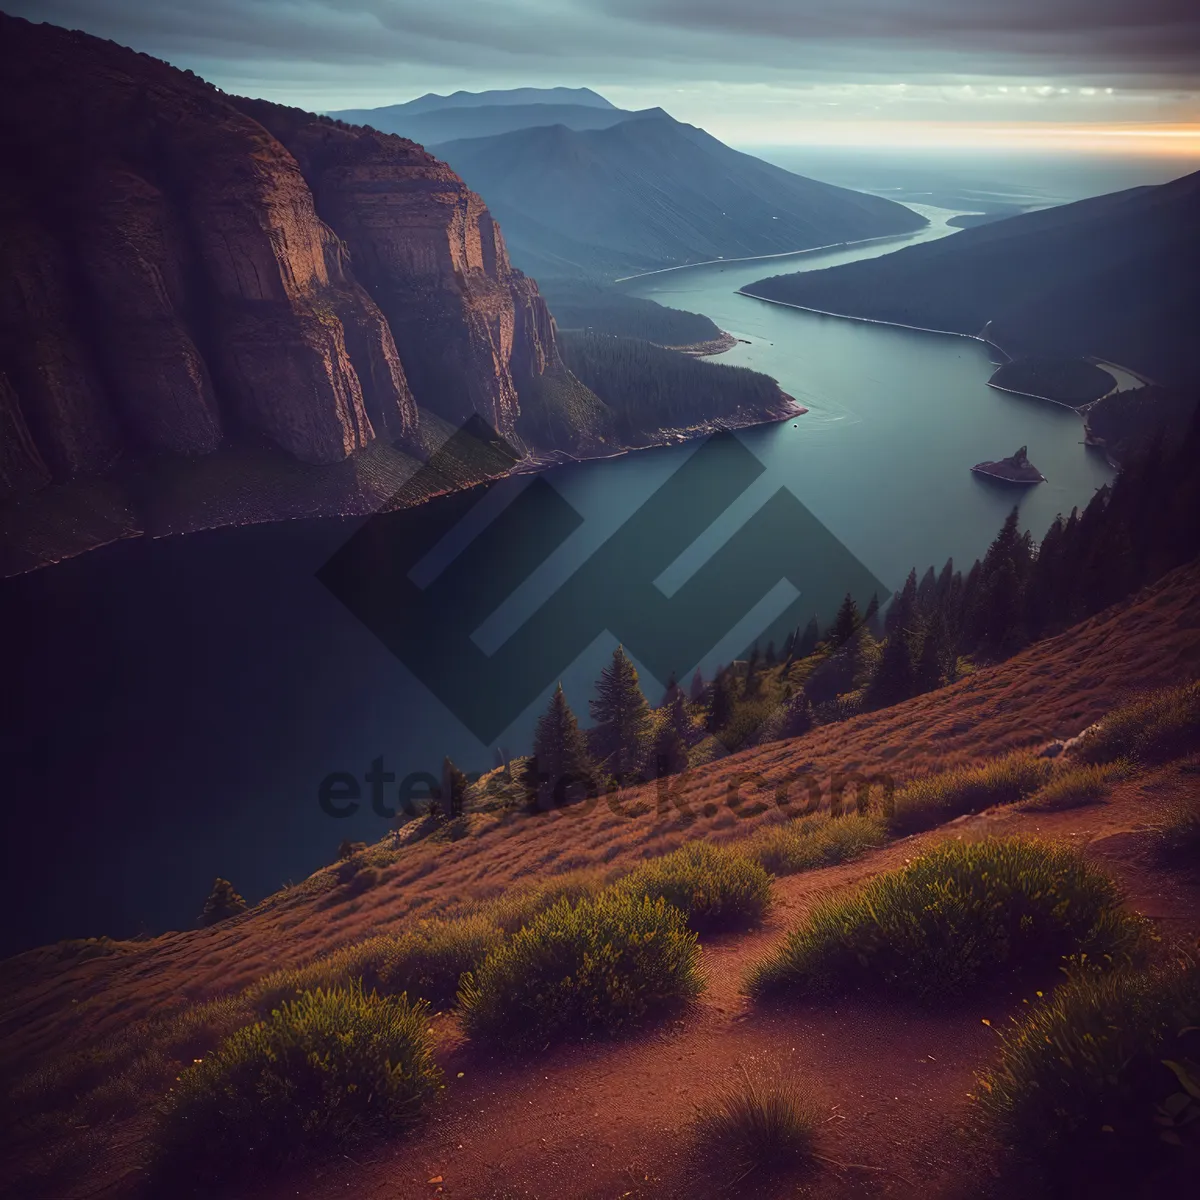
[746,838,1146,1003]
[887,753,1052,834]
[1019,760,1130,812]
[381,917,504,1008]
[459,891,703,1049]
[157,985,440,1181]
[478,869,608,935]
[746,812,887,876]
[617,842,772,932]
[246,917,503,1014]
[696,1069,819,1170]
[1161,790,1200,863]
[1073,682,1200,767]
[978,962,1200,1166]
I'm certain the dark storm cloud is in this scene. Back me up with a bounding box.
[5,0,1199,96]
[604,0,1200,76]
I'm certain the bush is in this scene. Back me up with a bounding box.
[1019,760,1130,812]
[459,891,703,1049]
[887,753,1052,835]
[617,842,772,932]
[157,985,440,1181]
[1161,790,1200,863]
[746,813,886,876]
[199,878,246,926]
[978,962,1200,1167]
[746,838,1146,1003]
[695,1069,819,1170]
[478,869,608,935]
[1072,682,1200,767]
[246,917,503,1014]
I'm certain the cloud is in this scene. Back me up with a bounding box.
[5,0,1198,123]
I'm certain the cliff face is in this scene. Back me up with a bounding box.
[0,15,560,497]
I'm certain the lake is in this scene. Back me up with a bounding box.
[0,204,1116,952]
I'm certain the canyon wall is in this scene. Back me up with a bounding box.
[0,15,561,498]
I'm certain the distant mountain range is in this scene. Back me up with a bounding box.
[741,169,1200,387]
[332,88,926,280]
[331,86,614,120]
[328,100,639,145]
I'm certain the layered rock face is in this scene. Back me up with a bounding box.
[0,15,559,498]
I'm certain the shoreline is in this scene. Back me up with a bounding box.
[738,290,1152,422]
[611,228,920,284]
[1,400,806,579]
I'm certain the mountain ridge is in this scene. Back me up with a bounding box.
[742,169,1200,386]
[431,113,927,278]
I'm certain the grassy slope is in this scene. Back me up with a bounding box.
[3,561,1197,1073]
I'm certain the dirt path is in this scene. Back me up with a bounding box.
[247,766,1200,1200]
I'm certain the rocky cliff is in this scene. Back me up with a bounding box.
[0,14,560,498]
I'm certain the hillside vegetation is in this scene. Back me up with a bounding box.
[743,169,1200,387]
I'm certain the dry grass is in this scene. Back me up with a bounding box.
[745,812,887,876]
[695,1066,820,1171]
[887,752,1052,834]
[1018,760,1132,812]
[1072,680,1200,767]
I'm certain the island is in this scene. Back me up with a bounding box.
[971,445,1045,485]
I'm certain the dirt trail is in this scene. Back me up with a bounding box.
[251,767,1200,1200]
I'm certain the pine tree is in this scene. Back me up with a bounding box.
[764,639,777,667]
[885,569,919,636]
[743,642,762,696]
[831,592,860,646]
[781,628,797,661]
[796,617,820,658]
[916,565,938,616]
[653,718,689,777]
[689,669,706,704]
[589,646,653,783]
[706,668,734,732]
[863,592,881,634]
[200,877,246,927]
[866,629,915,709]
[523,683,595,808]
[914,610,953,693]
[441,756,469,820]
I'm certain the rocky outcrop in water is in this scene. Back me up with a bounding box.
[971,445,1045,485]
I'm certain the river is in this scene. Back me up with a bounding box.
[0,204,1117,952]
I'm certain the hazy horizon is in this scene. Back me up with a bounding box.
[6,1,1197,157]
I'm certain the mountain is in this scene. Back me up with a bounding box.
[430,115,928,278]
[0,18,800,575]
[326,101,643,145]
[742,170,1200,387]
[334,86,616,118]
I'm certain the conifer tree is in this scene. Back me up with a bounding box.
[831,592,860,646]
[689,669,706,704]
[200,877,246,927]
[522,683,595,808]
[589,646,653,783]
[764,639,777,667]
[706,668,734,732]
[441,756,469,820]
[781,628,797,661]
[866,629,915,709]
[743,642,762,696]
[796,617,821,658]
[863,592,881,634]
[653,718,689,777]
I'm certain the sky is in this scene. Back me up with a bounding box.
[9,0,1200,153]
